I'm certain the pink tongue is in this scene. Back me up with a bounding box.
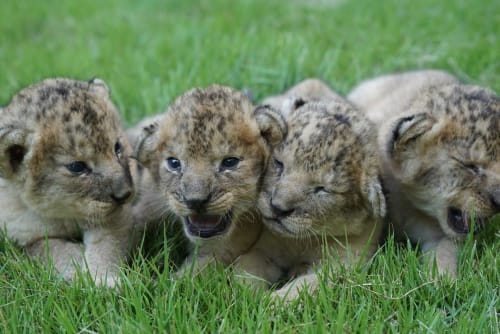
[189,214,223,227]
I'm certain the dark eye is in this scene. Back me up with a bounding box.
[274,158,284,175]
[453,158,481,175]
[221,157,240,170]
[114,141,122,156]
[65,161,90,175]
[165,157,181,172]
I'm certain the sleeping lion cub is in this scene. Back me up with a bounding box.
[348,70,500,277]
[235,79,386,300]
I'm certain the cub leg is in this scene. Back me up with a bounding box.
[176,253,218,277]
[271,269,320,301]
[234,248,284,291]
[82,225,132,287]
[26,238,85,280]
[421,237,458,278]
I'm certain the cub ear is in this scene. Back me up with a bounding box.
[0,124,29,178]
[254,105,287,147]
[360,172,386,219]
[88,77,110,97]
[387,113,436,160]
[133,121,160,168]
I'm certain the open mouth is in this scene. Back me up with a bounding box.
[184,212,232,238]
[447,207,486,234]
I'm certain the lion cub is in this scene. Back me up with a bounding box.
[0,78,136,286]
[134,85,286,274]
[348,70,500,277]
[235,79,386,300]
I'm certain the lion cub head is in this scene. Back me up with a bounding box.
[258,98,386,239]
[0,78,134,222]
[382,84,499,237]
[136,85,285,241]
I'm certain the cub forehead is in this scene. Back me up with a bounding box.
[158,85,263,156]
[416,84,499,150]
[416,84,498,125]
[7,78,122,155]
[281,102,374,172]
[287,100,371,133]
[10,78,118,122]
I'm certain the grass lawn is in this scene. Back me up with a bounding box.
[0,0,499,332]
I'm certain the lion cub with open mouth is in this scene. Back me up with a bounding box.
[235,79,386,300]
[348,70,500,277]
[134,85,286,274]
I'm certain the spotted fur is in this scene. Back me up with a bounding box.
[0,78,136,287]
[348,69,459,123]
[134,85,286,274]
[349,70,500,277]
[235,80,385,300]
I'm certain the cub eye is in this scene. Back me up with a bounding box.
[114,141,122,156]
[65,161,90,175]
[274,158,284,176]
[463,163,480,174]
[165,157,181,172]
[314,186,330,195]
[453,158,481,175]
[220,157,240,171]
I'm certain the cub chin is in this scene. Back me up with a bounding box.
[0,78,136,287]
[134,85,286,274]
[235,80,386,300]
[349,70,500,278]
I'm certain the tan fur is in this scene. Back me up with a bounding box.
[261,78,343,113]
[126,113,164,149]
[348,70,459,123]
[0,78,137,286]
[349,70,500,277]
[235,81,385,300]
[134,85,286,274]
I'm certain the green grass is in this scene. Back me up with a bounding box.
[0,0,499,332]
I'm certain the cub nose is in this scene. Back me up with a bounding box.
[270,199,294,218]
[183,195,211,211]
[110,176,134,204]
[111,190,132,204]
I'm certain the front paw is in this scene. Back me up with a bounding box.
[234,271,270,292]
[270,286,301,303]
[429,260,458,279]
[427,237,459,279]
[175,255,218,279]
[94,273,121,288]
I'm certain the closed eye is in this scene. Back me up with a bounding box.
[314,186,330,195]
[463,163,480,174]
[453,157,481,175]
